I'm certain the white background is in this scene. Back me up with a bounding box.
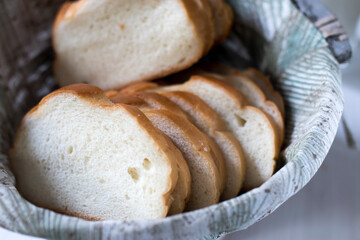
[1,0,359,239]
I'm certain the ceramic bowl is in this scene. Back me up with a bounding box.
[0,0,351,239]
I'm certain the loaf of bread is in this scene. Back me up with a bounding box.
[9,84,186,220]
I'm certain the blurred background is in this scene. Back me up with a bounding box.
[222,0,360,239]
[0,0,359,239]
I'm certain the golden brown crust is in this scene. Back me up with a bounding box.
[181,0,215,55]
[107,92,146,107]
[105,90,118,98]
[167,148,192,215]
[243,68,285,117]
[161,91,226,131]
[133,92,190,120]
[28,84,109,116]
[215,2,234,44]
[119,82,159,94]
[216,131,246,200]
[52,0,87,47]
[108,90,190,120]
[205,136,226,193]
[188,75,249,105]
[11,83,181,219]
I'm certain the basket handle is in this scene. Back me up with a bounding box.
[291,0,352,63]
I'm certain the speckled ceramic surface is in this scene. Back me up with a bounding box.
[0,0,347,239]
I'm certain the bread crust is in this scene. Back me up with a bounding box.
[179,0,215,55]
[10,83,181,219]
[161,91,226,131]
[216,2,234,44]
[207,0,234,44]
[133,92,190,120]
[243,68,285,117]
[119,82,159,94]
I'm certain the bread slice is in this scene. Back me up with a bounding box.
[142,109,221,211]
[112,90,227,195]
[53,0,215,90]
[208,72,284,145]
[161,91,245,200]
[198,64,284,145]
[108,91,225,212]
[157,75,279,189]
[9,84,184,220]
[107,92,191,215]
[243,68,285,117]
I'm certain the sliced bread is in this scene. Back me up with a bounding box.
[199,65,284,145]
[143,109,222,211]
[243,68,285,117]
[53,0,215,90]
[107,92,191,215]
[157,75,279,189]
[120,90,227,195]
[9,84,181,220]
[161,91,245,200]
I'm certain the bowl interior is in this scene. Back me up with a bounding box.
[0,0,343,239]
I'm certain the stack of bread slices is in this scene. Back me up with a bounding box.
[9,0,285,221]
[10,65,284,220]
